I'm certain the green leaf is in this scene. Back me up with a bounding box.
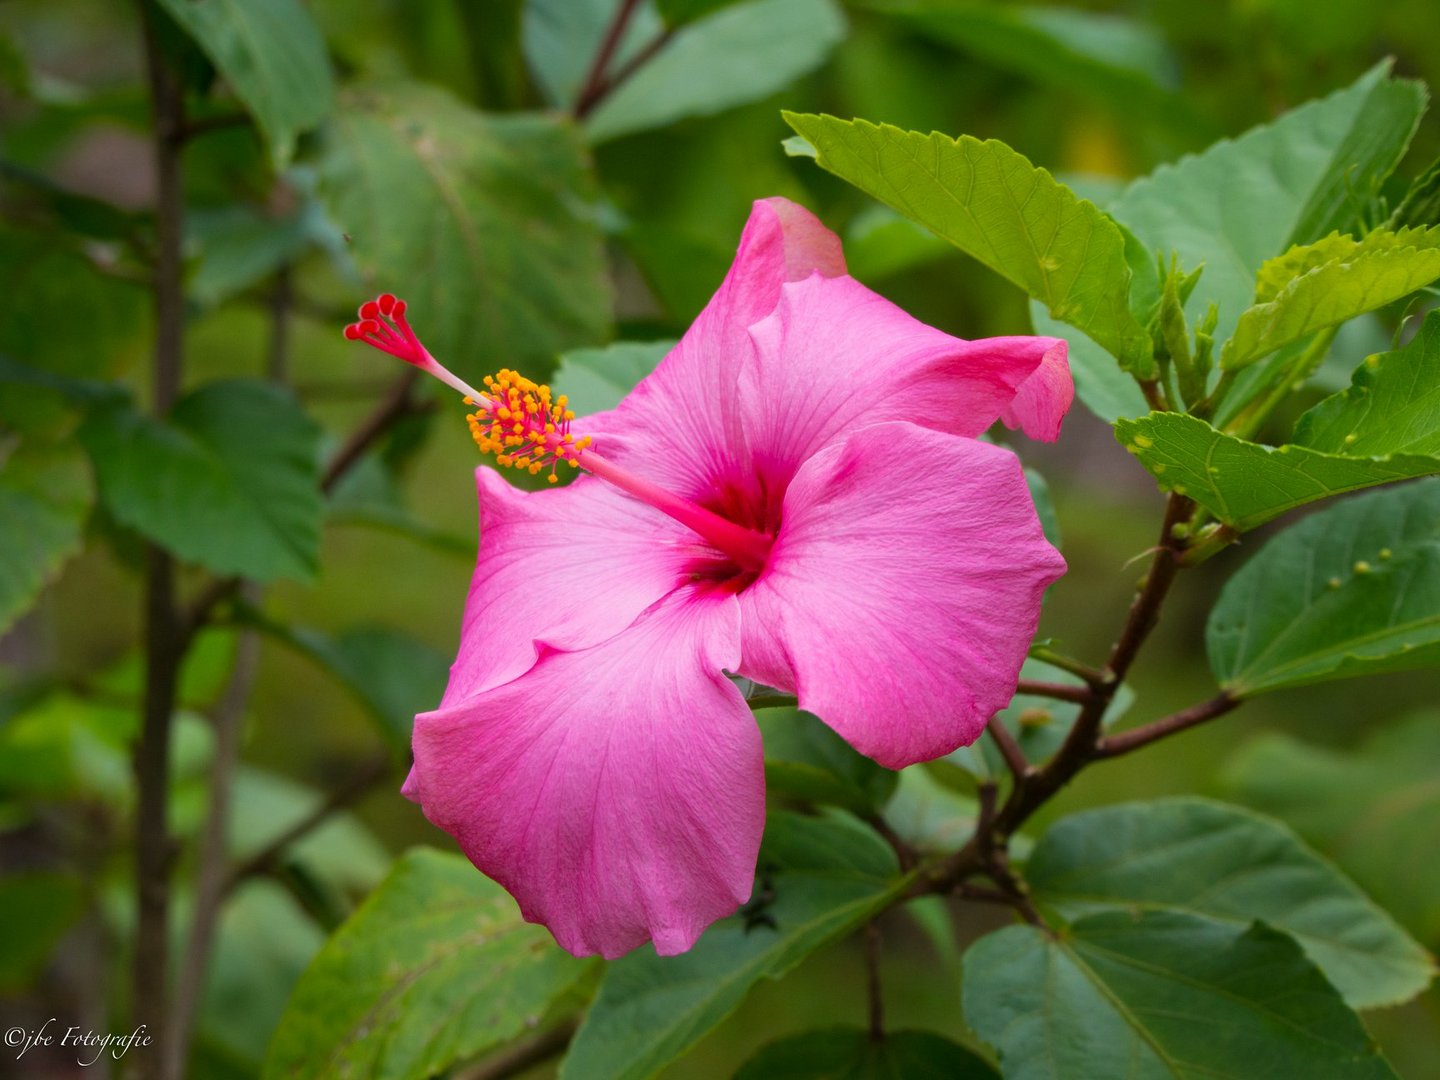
[786,113,1152,374]
[879,2,1184,118]
[197,880,326,1074]
[1294,309,1440,457]
[1026,797,1434,1009]
[1115,412,1439,530]
[263,848,594,1080]
[561,812,904,1080]
[1024,467,1062,550]
[759,707,898,815]
[657,0,747,26]
[1206,479,1440,694]
[552,340,674,416]
[963,912,1398,1080]
[1390,154,1440,230]
[319,83,610,372]
[586,0,847,143]
[883,766,975,855]
[81,380,323,582]
[1222,227,1440,369]
[735,1027,999,1079]
[844,205,953,281]
[258,623,449,754]
[1109,63,1425,352]
[0,691,134,804]
[0,873,85,992]
[0,438,92,634]
[187,184,340,308]
[155,0,333,167]
[0,225,147,378]
[1224,713,1440,943]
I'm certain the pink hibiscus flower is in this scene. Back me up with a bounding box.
[345,198,1070,959]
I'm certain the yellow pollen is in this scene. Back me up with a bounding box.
[466,367,585,481]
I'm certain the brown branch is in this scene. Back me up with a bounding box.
[222,753,392,895]
[573,0,643,117]
[1096,692,1240,759]
[573,1,676,120]
[321,369,423,494]
[985,716,1030,782]
[168,605,262,1074]
[1015,679,1092,704]
[134,9,187,1075]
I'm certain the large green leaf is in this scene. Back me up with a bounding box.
[878,2,1184,119]
[964,913,1398,1080]
[156,0,333,168]
[1115,412,1438,530]
[81,380,323,582]
[1222,227,1440,369]
[263,848,595,1080]
[0,226,147,378]
[0,439,92,634]
[735,1027,999,1079]
[1108,64,1425,350]
[319,83,610,373]
[1224,713,1440,944]
[561,812,904,1080]
[759,707,898,815]
[1032,303,1149,421]
[588,0,846,143]
[784,113,1152,374]
[1294,309,1440,457]
[552,340,673,416]
[1206,479,1440,694]
[1026,798,1433,1009]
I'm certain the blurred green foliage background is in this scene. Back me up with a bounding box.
[2,0,1437,1076]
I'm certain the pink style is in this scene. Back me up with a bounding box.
[345,197,1072,960]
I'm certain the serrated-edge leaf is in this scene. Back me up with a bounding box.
[262,848,594,1080]
[1294,309,1440,458]
[1222,227,1440,369]
[1116,412,1438,530]
[785,112,1152,373]
[0,438,93,634]
[1206,478,1440,694]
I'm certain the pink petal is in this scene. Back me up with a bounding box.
[999,338,1073,442]
[739,274,1071,481]
[411,587,764,959]
[739,422,1065,769]
[442,468,698,705]
[580,198,844,502]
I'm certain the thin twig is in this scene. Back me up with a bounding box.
[168,604,262,1073]
[572,0,643,117]
[1026,647,1106,689]
[576,26,675,119]
[1015,679,1092,704]
[985,716,1029,782]
[134,9,187,1075]
[222,753,392,896]
[1096,692,1239,758]
[320,369,423,493]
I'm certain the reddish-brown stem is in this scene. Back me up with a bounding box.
[1016,679,1093,704]
[320,369,423,493]
[573,0,643,117]
[985,716,1030,781]
[1096,692,1240,758]
[456,1020,579,1080]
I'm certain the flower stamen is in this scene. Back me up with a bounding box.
[344,294,773,569]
